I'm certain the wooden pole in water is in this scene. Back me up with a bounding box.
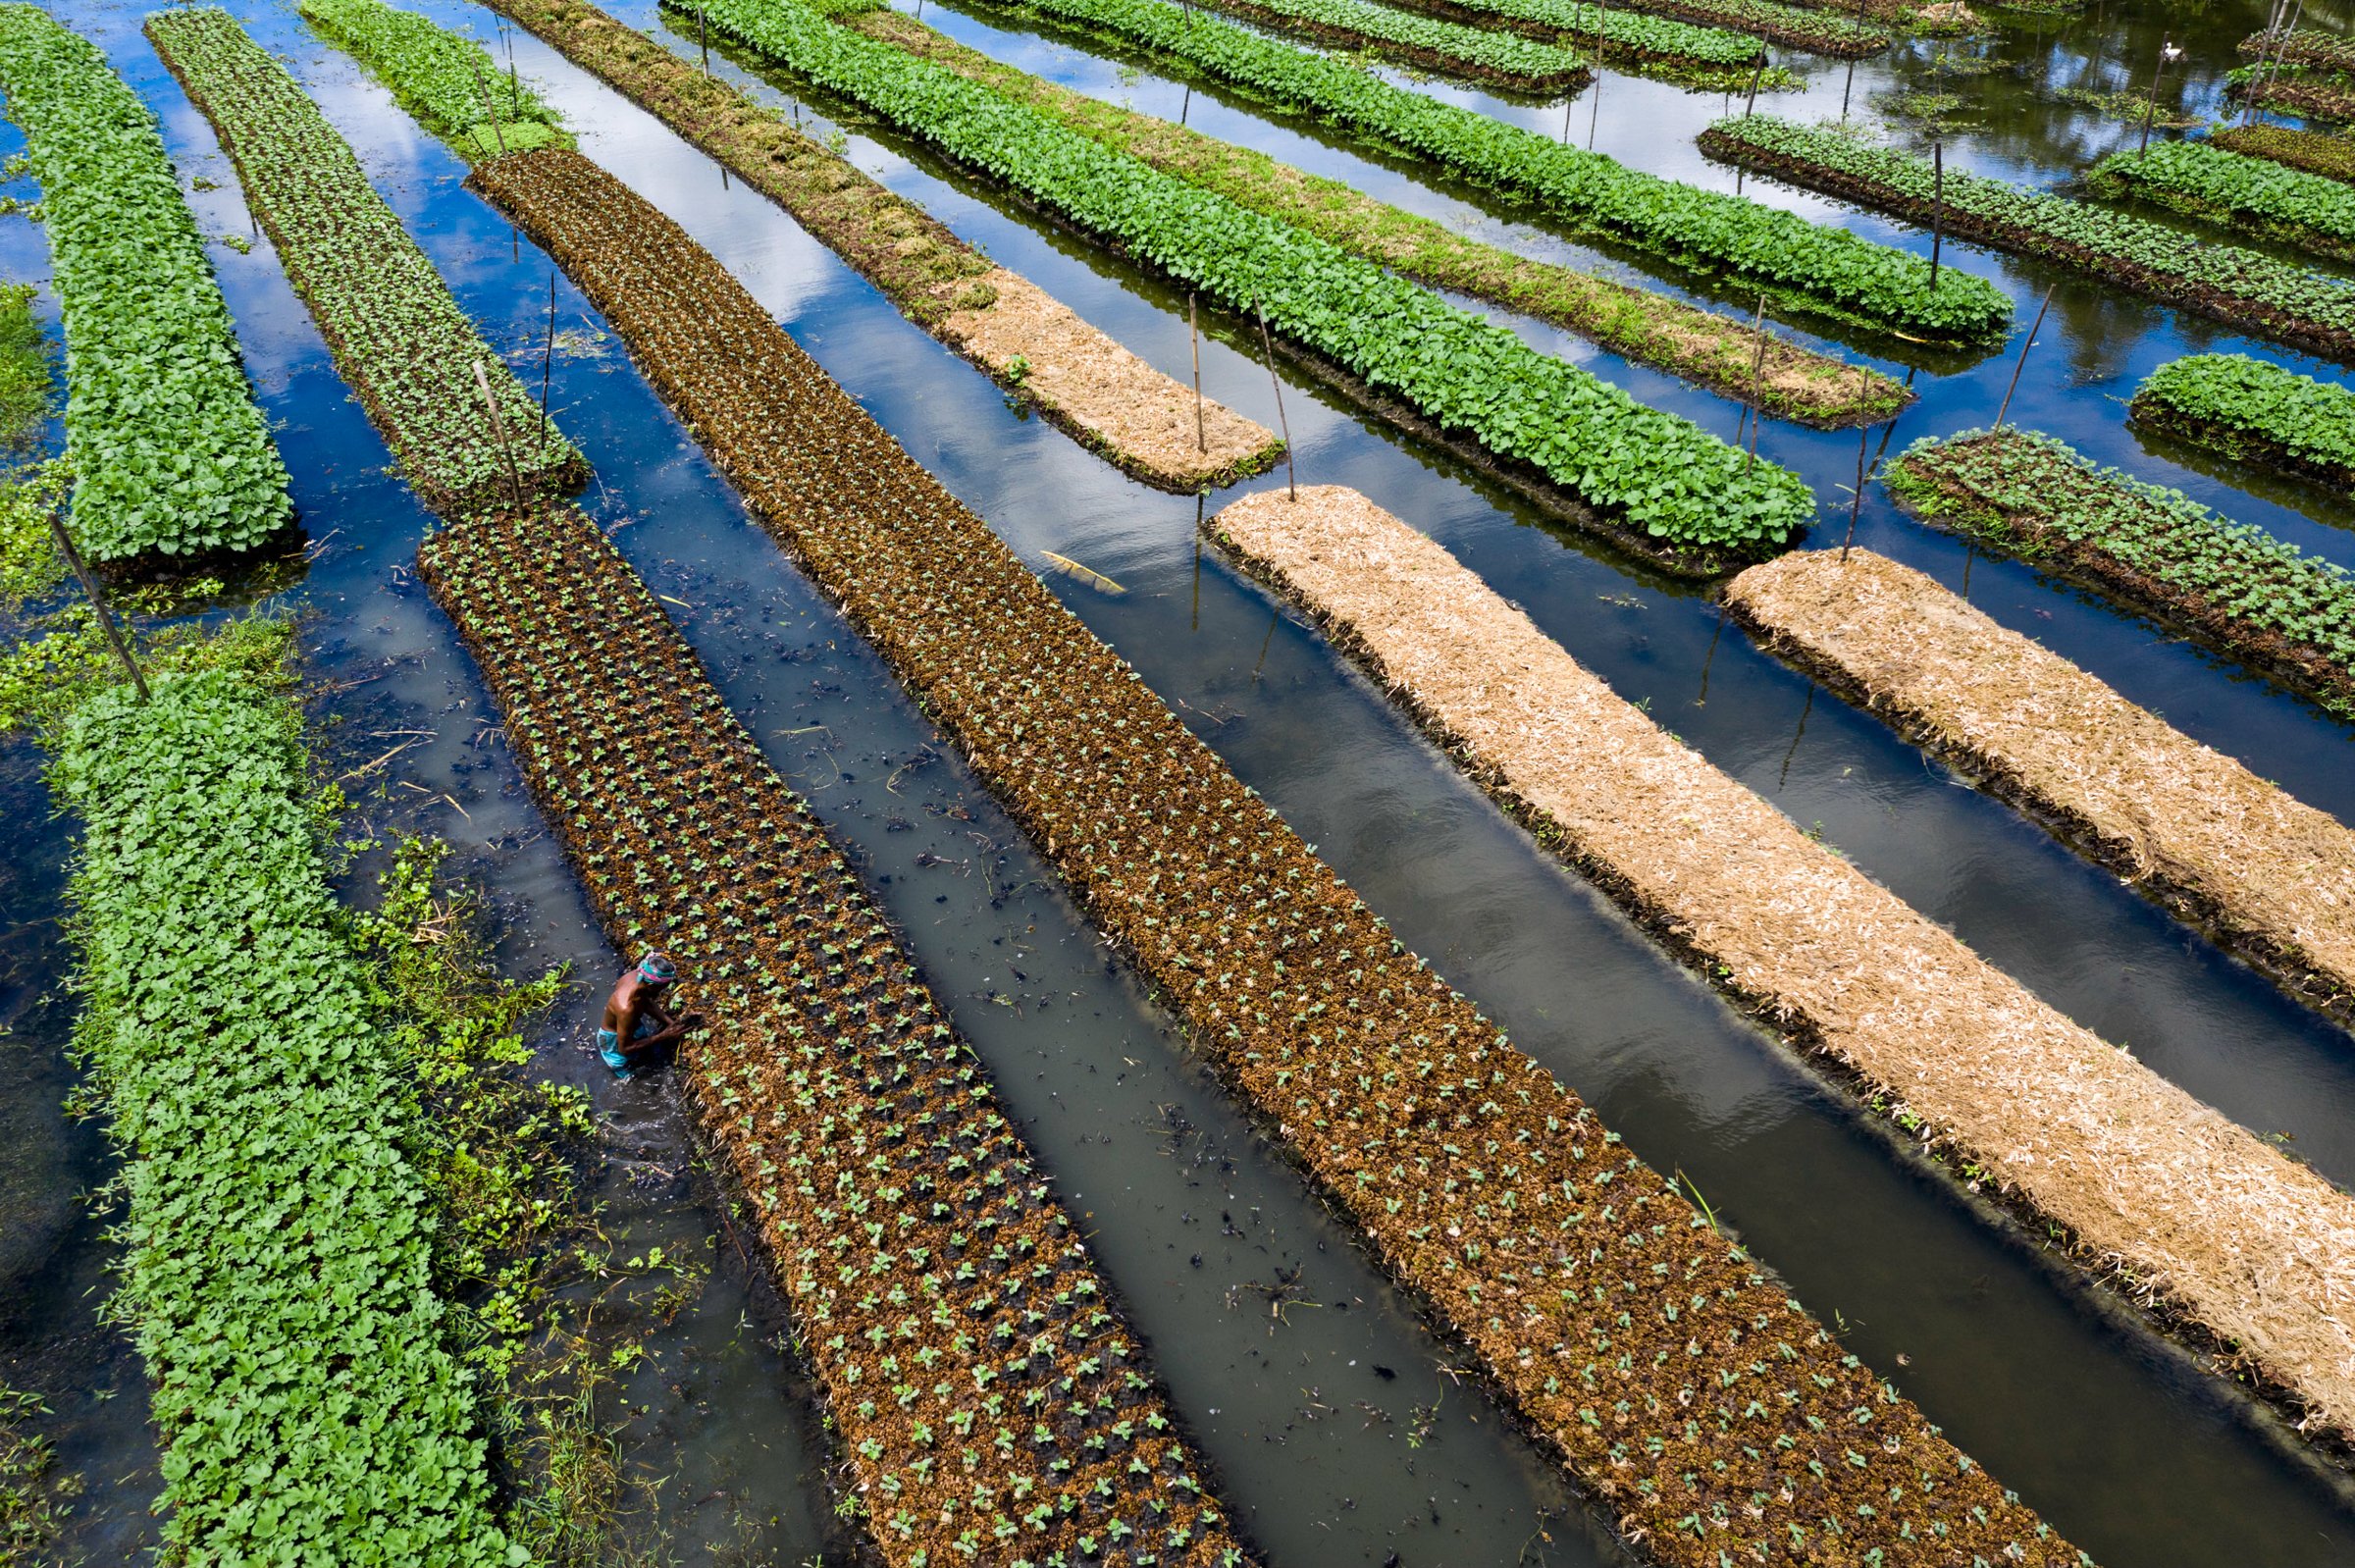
[1585,0,1607,148]
[1840,423,1867,562]
[469,49,507,156]
[1743,55,1763,118]
[700,4,709,75]
[1743,294,1766,474]
[1254,298,1296,501]
[1928,139,1943,292]
[539,270,558,452]
[1189,292,1206,454]
[1993,286,2055,433]
[475,360,529,510]
[47,506,147,704]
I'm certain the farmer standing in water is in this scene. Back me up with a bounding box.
[598,950,704,1076]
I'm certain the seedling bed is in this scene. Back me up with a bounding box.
[855,9,1910,427]
[1181,0,1595,93]
[483,0,1278,491]
[1213,484,2355,1459]
[2226,66,2355,129]
[2212,124,2355,187]
[1726,547,2355,1028]
[2128,352,2355,496]
[2087,139,2355,266]
[53,670,515,1567]
[662,0,1816,559]
[0,5,291,563]
[943,0,2010,345]
[1884,428,2355,719]
[1701,114,2355,363]
[419,503,1250,1568]
[299,0,574,159]
[146,7,588,517]
[459,136,2078,1567]
[1374,0,1889,62]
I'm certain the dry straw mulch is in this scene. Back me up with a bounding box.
[1727,549,2355,1021]
[1214,485,2355,1442]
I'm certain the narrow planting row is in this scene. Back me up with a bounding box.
[2212,123,2355,185]
[2237,25,2355,78]
[1189,0,1767,77]
[299,0,573,158]
[2087,137,2355,266]
[1178,0,1596,92]
[675,0,1817,562]
[2227,64,2355,128]
[941,0,2009,342]
[1376,0,1890,60]
[852,8,1910,426]
[1213,484,2355,1450]
[1884,427,2355,718]
[461,137,2080,1568]
[419,504,1248,1568]
[480,0,1279,490]
[53,667,515,1567]
[1727,546,2355,1026]
[145,7,588,517]
[2129,352,2355,494]
[0,4,289,562]
[1701,114,2355,362]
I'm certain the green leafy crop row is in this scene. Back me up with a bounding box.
[2212,123,2355,186]
[145,7,588,517]
[1702,114,2355,361]
[2237,25,2355,78]
[1380,0,1889,60]
[1217,0,1763,77]
[300,0,571,160]
[1886,427,2355,717]
[939,0,2008,341]
[2089,137,2355,265]
[0,5,290,562]
[53,667,519,1567]
[1191,0,1594,90]
[2131,351,2355,494]
[690,0,1815,557]
[2226,61,2355,127]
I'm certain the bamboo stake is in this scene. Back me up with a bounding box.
[1993,286,2055,433]
[539,270,557,452]
[469,49,507,156]
[1254,299,1296,501]
[1743,55,1764,118]
[1585,0,1607,149]
[47,505,147,704]
[1189,292,1205,453]
[1840,423,1867,562]
[700,4,709,75]
[1743,294,1766,474]
[1928,140,1943,292]
[475,360,529,510]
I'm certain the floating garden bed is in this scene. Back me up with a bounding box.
[2087,138,2355,266]
[2212,123,2355,186]
[456,134,2076,1566]
[0,5,289,563]
[1217,484,2355,1449]
[2227,64,2355,128]
[481,0,1277,490]
[661,0,1815,562]
[420,502,1247,1568]
[1885,427,2355,719]
[1194,0,1763,79]
[1727,546,2355,1025]
[854,9,1910,427]
[2129,352,2355,495]
[1184,0,1596,92]
[144,7,588,517]
[52,663,516,1567]
[942,0,2010,344]
[2237,25,2355,78]
[1375,0,1888,61]
[299,0,573,158]
[1701,114,2355,362]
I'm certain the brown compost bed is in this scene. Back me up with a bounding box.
[1209,485,2355,1453]
[419,504,1251,1568]
[483,0,1278,491]
[1725,548,2355,1027]
[462,141,2087,1568]
[852,10,1910,431]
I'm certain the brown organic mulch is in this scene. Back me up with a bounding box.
[473,143,2082,1568]
[1213,485,2355,1446]
[1727,549,2355,1023]
[484,0,1277,490]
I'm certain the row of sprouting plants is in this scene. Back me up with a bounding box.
[447,100,2079,1568]
[417,502,1249,1568]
